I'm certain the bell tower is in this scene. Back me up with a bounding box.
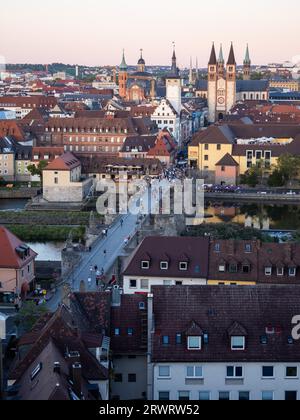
[138,49,146,73]
[166,44,182,115]
[207,42,217,123]
[226,43,236,114]
[243,44,251,81]
[119,49,128,99]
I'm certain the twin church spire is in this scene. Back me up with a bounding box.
[209,42,251,80]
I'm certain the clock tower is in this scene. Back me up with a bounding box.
[166,45,182,115]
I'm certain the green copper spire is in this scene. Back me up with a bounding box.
[244,44,251,65]
[120,49,128,71]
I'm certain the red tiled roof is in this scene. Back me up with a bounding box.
[152,285,300,363]
[123,236,210,279]
[45,152,81,171]
[0,226,37,269]
[215,153,239,167]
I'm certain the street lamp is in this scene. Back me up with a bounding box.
[0,312,7,400]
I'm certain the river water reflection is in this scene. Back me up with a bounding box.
[205,202,300,231]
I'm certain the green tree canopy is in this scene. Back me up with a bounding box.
[27,160,48,183]
[15,301,48,333]
[276,154,300,182]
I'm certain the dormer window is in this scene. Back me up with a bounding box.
[160,261,169,270]
[219,264,226,273]
[231,336,246,351]
[141,261,150,270]
[289,267,296,277]
[242,264,250,274]
[188,336,202,351]
[265,267,272,276]
[277,267,284,276]
[179,262,188,271]
[229,264,238,273]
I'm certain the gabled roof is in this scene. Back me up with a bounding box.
[186,321,204,336]
[13,339,93,401]
[44,152,81,171]
[228,321,248,337]
[10,305,109,382]
[215,153,239,167]
[0,226,37,269]
[152,285,300,363]
[123,236,210,279]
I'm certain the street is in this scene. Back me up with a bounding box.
[47,211,142,312]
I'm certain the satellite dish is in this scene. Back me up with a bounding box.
[0,313,7,340]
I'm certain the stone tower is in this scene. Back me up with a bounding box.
[138,49,146,73]
[243,44,251,81]
[226,43,237,114]
[166,45,182,115]
[207,43,218,123]
[119,50,128,99]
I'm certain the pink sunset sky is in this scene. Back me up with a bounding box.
[1,0,300,67]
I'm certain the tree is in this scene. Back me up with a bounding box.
[15,301,48,334]
[268,169,286,187]
[240,164,261,187]
[276,154,300,183]
[27,160,48,184]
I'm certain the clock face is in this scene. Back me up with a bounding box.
[218,97,225,105]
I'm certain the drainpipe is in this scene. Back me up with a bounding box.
[147,293,154,401]
[0,313,7,400]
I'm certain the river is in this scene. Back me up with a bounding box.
[205,201,300,231]
[0,199,28,211]
[27,242,64,261]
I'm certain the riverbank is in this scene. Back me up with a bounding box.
[205,192,300,203]
[0,210,103,226]
[0,187,41,199]
[7,225,86,242]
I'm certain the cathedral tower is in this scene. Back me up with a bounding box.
[243,44,251,81]
[207,43,218,123]
[119,50,128,99]
[226,43,237,114]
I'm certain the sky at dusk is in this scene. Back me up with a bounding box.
[1,0,300,67]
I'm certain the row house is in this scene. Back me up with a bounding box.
[119,131,176,165]
[7,286,300,401]
[0,96,57,119]
[188,123,300,184]
[149,285,300,401]
[0,136,32,182]
[80,156,163,183]
[122,236,300,292]
[39,112,157,157]
[123,237,209,294]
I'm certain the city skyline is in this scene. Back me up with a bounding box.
[1,0,300,67]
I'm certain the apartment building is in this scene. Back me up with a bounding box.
[149,286,300,401]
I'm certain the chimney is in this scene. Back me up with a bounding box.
[111,285,122,307]
[53,362,61,374]
[72,362,82,398]
[66,351,81,364]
